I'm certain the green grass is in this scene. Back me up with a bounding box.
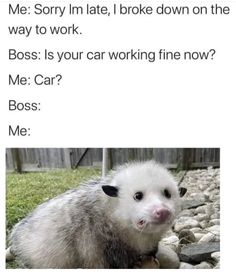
[6,167,101,239]
[6,168,101,235]
[6,167,101,268]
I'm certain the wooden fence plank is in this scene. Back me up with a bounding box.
[6,148,220,171]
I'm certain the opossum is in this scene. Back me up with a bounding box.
[8,161,186,268]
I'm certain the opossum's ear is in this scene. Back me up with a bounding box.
[102,185,119,197]
[179,187,187,197]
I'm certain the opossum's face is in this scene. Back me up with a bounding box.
[102,162,186,234]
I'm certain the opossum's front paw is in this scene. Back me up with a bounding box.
[134,256,160,269]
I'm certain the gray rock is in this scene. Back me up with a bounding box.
[199,232,219,243]
[211,251,220,263]
[203,192,210,201]
[162,235,179,244]
[179,229,196,245]
[161,236,179,252]
[194,261,213,269]
[182,200,205,210]
[189,193,206,202]
[194,233,205,242]
[210,189,219,195]
[213,202,220,210]
[195,213,209,222]
[179,262,194,269]
[200,220,208,229]
[179,242,220,263]
[199,184,208,191]
[194,205,206,214]
[210,213,220,220]
[210,194,220,201]
[207,225,220,235]
[205,204,215,215]
[208,184,216,191]
[174,217,199,232]
[209,219,220,226]
[156,243,180,269]
[190,227,203,233]
[178,209,193,217]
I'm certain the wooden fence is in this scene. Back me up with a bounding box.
[6,148,220,172]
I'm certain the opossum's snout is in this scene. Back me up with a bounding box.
[136,207,172,232]
[152,207,171,223]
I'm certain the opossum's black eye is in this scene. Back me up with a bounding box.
[163,189,171,199]
[133,192,143,201]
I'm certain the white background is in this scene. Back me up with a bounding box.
[0,0,236,272]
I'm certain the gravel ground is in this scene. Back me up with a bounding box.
[158,167,220,269]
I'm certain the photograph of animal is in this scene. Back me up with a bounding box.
[8,161,186,268]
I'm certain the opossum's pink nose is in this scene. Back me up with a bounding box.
[153,208,171,223]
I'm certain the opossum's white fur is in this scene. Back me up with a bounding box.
[10,161,184,268]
